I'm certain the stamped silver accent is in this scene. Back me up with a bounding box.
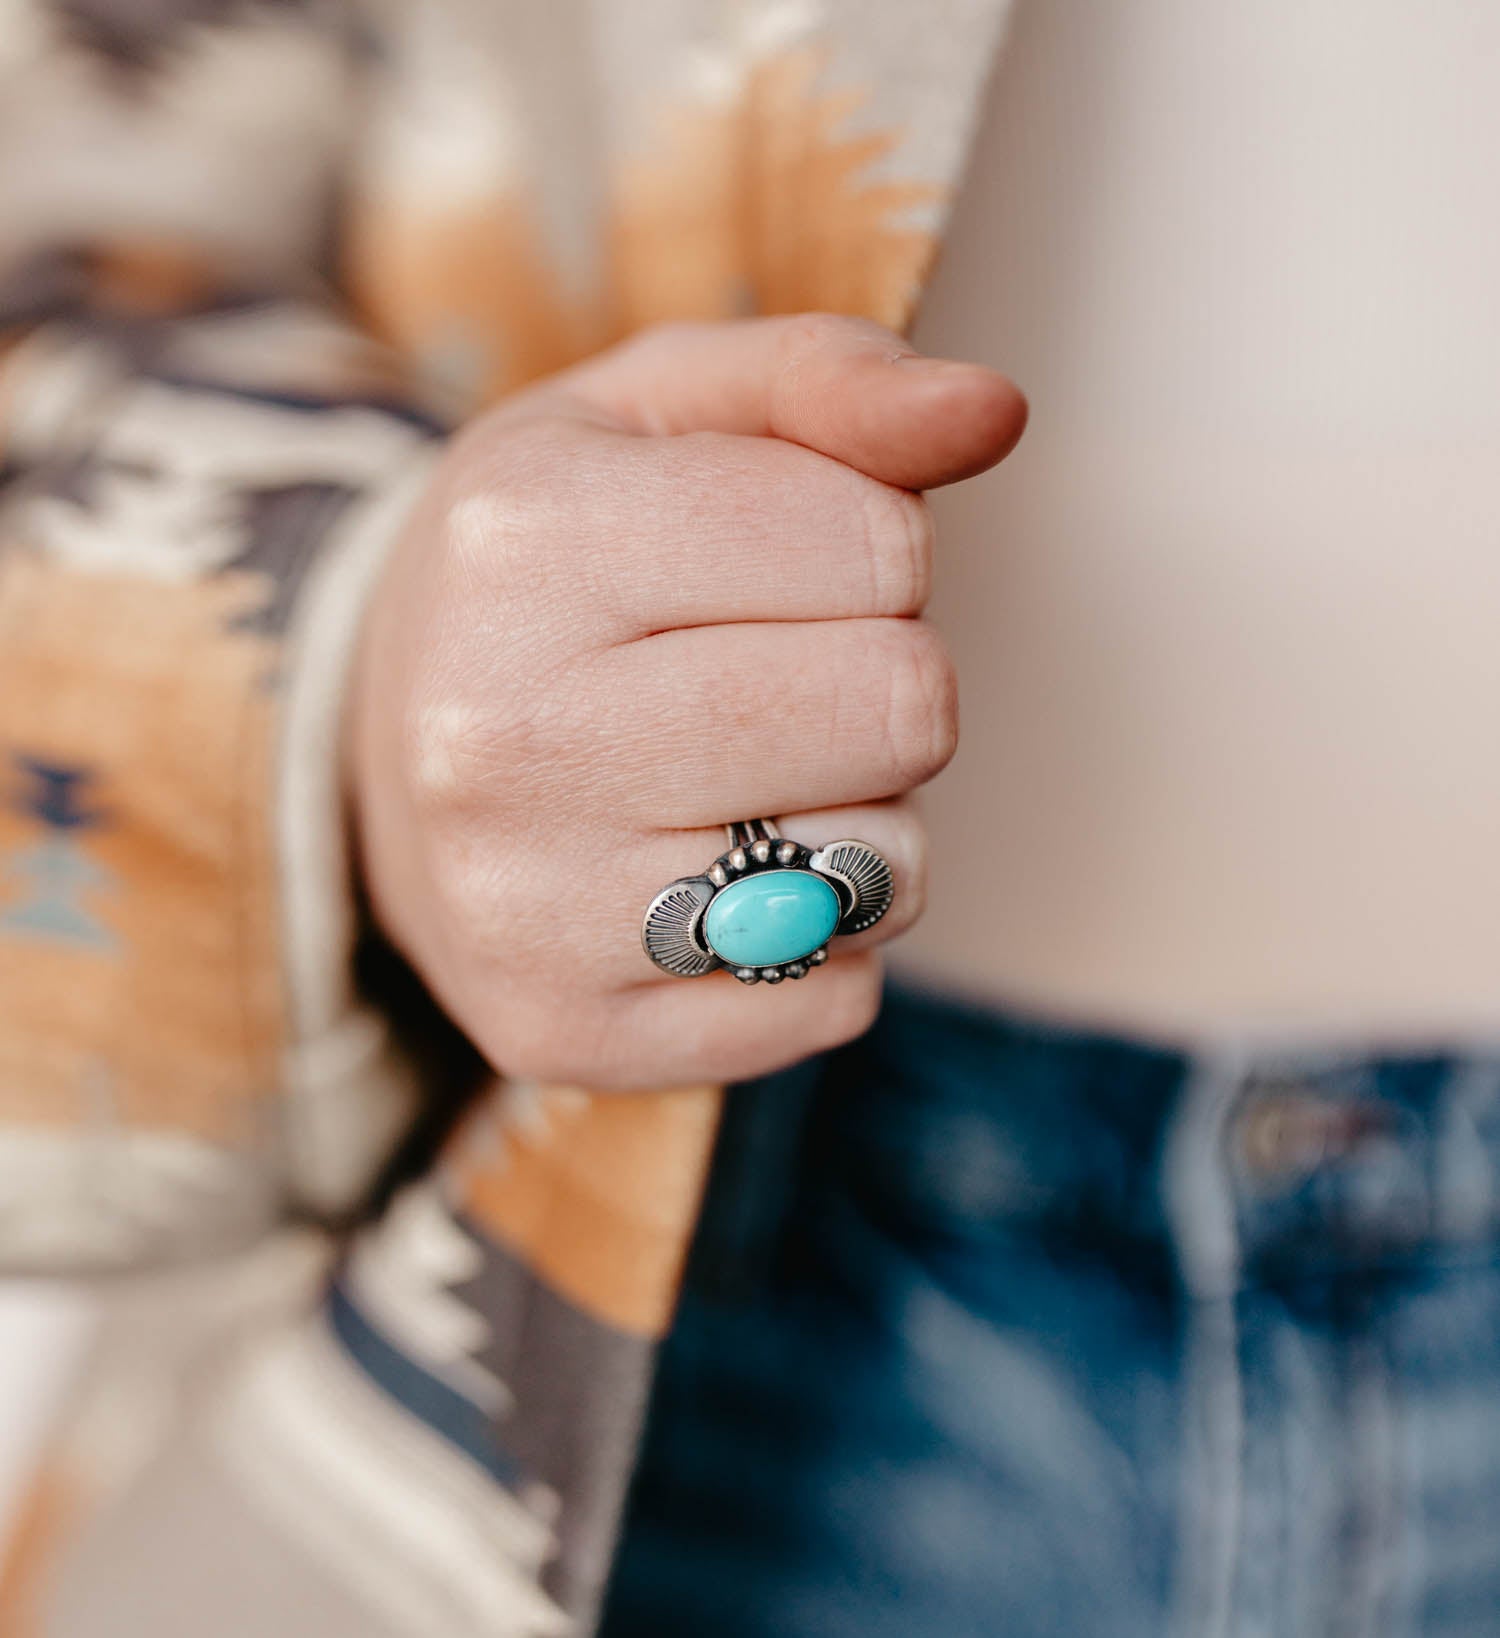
[809,839,896,936]
[640,875,718,977]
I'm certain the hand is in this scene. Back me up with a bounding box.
[348,315,1026,1089]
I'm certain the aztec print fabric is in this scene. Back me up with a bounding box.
[0,1,1011,1632]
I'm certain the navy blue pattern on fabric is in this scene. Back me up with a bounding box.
[326,1278,522,1489]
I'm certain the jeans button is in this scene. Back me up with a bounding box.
[1236,1089,1386,1184]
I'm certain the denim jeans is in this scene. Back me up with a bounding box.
[600,985,1500,1637]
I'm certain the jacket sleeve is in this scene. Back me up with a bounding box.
[0,300,447,1267]
[0,1,485,1268]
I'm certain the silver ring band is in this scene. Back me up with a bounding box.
[724,817,782,850]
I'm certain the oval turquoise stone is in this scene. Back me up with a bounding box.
[703,870,841,968]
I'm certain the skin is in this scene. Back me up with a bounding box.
[349,314,1027,1090]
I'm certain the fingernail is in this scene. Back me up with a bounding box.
[891,355,983,378]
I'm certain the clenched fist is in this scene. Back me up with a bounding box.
[349,315,1026,1088]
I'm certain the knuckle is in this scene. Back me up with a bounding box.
[862,482,933,614]
[435,476,526,585]
[400,649,587,827]
[881,624,959,788]
[438,420,586,577]
[775,311,863,366]
[772,314,852,409]
[403,694,496,812]
[428,832,509,936]
[435,481,496,568]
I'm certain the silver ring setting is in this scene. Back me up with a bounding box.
[642,819,895,984]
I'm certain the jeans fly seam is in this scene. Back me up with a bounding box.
[1165,1045,1251,1638]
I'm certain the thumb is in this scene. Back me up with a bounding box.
[519,313,1027,492]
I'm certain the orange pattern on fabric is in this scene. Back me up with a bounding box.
[451,1084,722,1341]
[347,44,945,410]
[0,1464,73,1638]
[85,242,231,319]
[343,192,597,408]
[0,555,284,1145]
[612,45,945,334]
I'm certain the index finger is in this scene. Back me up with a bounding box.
[509,313,1029,493]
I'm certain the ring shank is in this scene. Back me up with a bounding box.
[724,818,782,849]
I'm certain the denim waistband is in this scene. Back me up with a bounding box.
[697,984,1500,1301]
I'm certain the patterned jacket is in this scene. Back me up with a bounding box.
[0,2,1008,1631]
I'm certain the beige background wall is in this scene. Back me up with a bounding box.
[908,0,1500,1039]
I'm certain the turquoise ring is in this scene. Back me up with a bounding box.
[642,819,894,984]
